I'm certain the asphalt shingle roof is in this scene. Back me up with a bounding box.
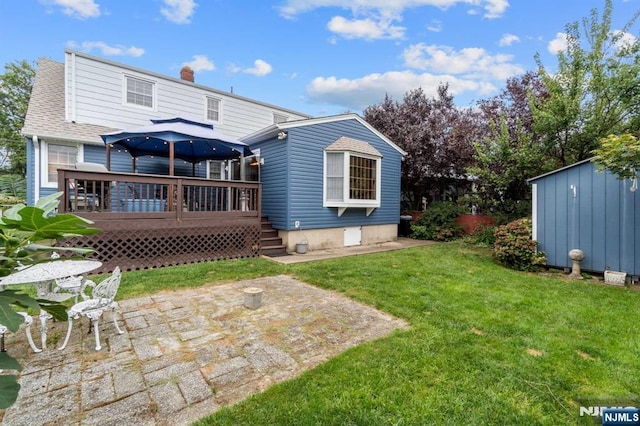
[325,136,382,157]
[21,57,117,145]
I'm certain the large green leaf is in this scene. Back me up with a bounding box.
[0,373,21,409]
[0,353,21,410]
[0,304,24,333]
[25,244,95,257]
[0,290,41,332]
[1,207,100,239]
[36,299,68,321]
[1,192,64,222]
[0,352,22,371]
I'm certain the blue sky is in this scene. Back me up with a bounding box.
[1,0,639,117]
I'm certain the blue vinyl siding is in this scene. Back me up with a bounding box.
[254,138,290,228]
[259,118,402,231]
[532,160,640,275]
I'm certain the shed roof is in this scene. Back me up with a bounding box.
[527,158,594,183]
[325,136,382,157]
[21,57,117,144]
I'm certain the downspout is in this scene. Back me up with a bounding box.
[32,135,40,202]
[68,52,77,122]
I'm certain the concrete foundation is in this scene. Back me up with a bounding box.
[279,224,398,252]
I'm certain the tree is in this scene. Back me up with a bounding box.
[0,60,35,176]
[364,85,478,211]
[531,0,640,166]
[470,72,554,219]
[592,133,640,180]
[469,116,552,219]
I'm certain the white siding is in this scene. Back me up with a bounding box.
[65,51,309,139]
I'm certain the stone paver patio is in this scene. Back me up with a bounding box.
[0,275,408,425]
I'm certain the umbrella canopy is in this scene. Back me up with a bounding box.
[100,117,252,175]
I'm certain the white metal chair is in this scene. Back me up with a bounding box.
[0,312,41,353]
[58,267,124,351]
[39,253,91,304]
[49,276,91,304]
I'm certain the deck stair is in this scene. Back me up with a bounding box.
[261,217,288,257]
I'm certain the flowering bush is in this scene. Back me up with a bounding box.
[493,218,546,271]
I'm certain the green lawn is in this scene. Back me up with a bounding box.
[120,242,640,425]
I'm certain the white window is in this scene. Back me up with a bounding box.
[125,75,154,109]
[273,113,288,124]
[324,150,381,215]
[326,152,344,201]
[209,160,224,179]
[42,142,81,187]
[207,97,221,122]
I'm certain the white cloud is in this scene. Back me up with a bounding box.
[548,32,568,55]
[279,0,509,20]
[182,55,215,72]
[306,70,495,111]
[427,19,442,32]
[66,41,144,57]
[279,1,508,41]
[499,33,519,47]
[483,0,509,19]
[161,0,197,24]
[42,0,101,19]
[327,15,405,40]
[244,60,273,76]
[402,43,523,81]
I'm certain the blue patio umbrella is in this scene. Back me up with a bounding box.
[100,116,252,176]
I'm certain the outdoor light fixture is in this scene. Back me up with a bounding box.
[277,131,287,140]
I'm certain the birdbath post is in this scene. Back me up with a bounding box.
[568,249,585,279]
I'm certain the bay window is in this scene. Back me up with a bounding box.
[324,143,381,216]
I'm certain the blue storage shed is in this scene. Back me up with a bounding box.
[242,114,406,251]
[529,159,640,276]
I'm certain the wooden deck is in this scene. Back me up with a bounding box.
[57,169,262,273]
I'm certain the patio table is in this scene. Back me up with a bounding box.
[0,260,102,351]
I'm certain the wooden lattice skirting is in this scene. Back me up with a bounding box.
[61,219,261,274]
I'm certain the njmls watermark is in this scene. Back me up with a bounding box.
[578,397,640,425]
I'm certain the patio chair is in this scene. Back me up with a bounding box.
[73,162,113,211]
[42,253,92,304]
[0,312,41,353]
[49,276,92,304]
[58,267,124,351]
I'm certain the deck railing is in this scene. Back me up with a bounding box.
[57,169,261,219]
[56,169,263,273]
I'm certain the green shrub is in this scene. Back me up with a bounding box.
[411,202,463,241]
[467,224,497,247]
[0,175,26,200]
[493,218,546,271]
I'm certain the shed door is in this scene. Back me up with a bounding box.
[344,226,362,247]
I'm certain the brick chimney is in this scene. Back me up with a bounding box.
[180,66,194,83]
